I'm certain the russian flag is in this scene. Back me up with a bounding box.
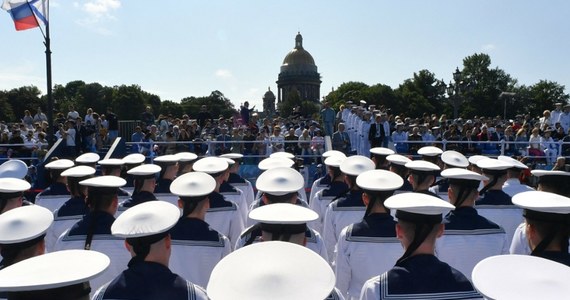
[2,0,48,31]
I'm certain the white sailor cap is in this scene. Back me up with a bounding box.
[170,172,216,197]
[472,255,570,299]
[356,170,403,191]
[322,150,346,158]
[370,147,395,156]
[193,157,229,174]
[111,201,180,238]
[74,152,100,164]
[359,100,367,105]
[256,167,304,196]
[0,205,53,244]
[340,155,375,176]
[498,155,528,169]
[0,250,108,296]
[80,175,126,188]
[405,160,440,173]
[530,170,570,178]
[249,203,318,224]
[153,154,180,165]
[60,165,96,178]
[269,152,296,159]
[441,150,469,168]
[0,159,28,179]
[220,153,244,160]
[467,155,487,165]
[476,158,512,171]
[324,155,346,168]
[207,241,335,300]
[441,168,488,182]
[386,154,412,166]
[127,164,161,177]
[0,178,31,194]
[417,146,443,157]
[122,153,146,164]
[175,152,198,162]
[45,159,74,170]
[97,158,125,167]
[513,191,570,215]
[258,157,295,171]
[385,193,455,220]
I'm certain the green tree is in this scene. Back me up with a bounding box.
[159,100,183,116]
[323,81,369,110]
[0,91,15,122]
[5,86,43,120]
[278,90,302,118]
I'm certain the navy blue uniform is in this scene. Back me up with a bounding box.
[154,178,173,194]
[476,190,512,205]
[119,191,157,209]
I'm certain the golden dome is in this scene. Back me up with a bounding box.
[282,32,316,66]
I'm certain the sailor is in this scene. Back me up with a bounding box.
[308,150,346,205]
[467,155,487,174]
[74,152,100,169]
[0,178,31,215]
[472,255,570,299]
[322,155,375,261]
[168,172,231,288]
[475,158,522,247]
[118,164,161,212]
[386,154,413,193]
[236,167,328,260]
[498,155,535,197]
[207,241,339,300]
[34,158,74,212]
[0,205,53,270]
[93,201,209,299]
[511,191,570,265]
[334,169,403,300]
[360,193,481,300]
[510,170,570,254]
[54,175,130,295]
[218,157,248,221]
[0,249,109,300]
[359,111,372,157]
[46,165,95,252]
[369,147,394,170]
[121,153,146,191]
[97,158,131,198]
[309,154,348,234]
[192,157,245,246]
[391,122,408,154]
[417,145,443,166]
[0,159,28,180]
[404,160,441,198]
[152,154,179,194]
[220,153,255,208]
[434,168,508,280]
[175,152,198,176]
[429,150,469,200]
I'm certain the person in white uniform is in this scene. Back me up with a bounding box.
[510,170,570,254]
[360,193,481,300]
[310,155,348,234]
[208,241,343,300]
[429,150,469,200]
[0,205,53,270]
[498,155,535,197]
[220,153,255,208]
[93,201,209,299]
[391,122,408,154]
[334,170,404,300]
[54,176,130,296]
[358,111,372,157]
[511,191,570,266]
[35,159,74,212]
[218,157,248,221]
[168,171,231,287]
[46,166,95,252]
[323,156,375,261]
[192,157,245,246]
[309,150,346,205]
[472,254,570,299]
[236,167,328,260]
[435,168,508,280]
[0,249,109,300]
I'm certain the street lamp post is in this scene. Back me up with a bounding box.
[446,67,473,119]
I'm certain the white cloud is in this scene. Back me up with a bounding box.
[215,69,233,79]
[81,0,121,18]
[482,44,496,52]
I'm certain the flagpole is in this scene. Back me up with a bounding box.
[44,14,54,146]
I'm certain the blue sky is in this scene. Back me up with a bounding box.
[1,0,569,111]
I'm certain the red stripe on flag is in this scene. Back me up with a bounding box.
[14,15,39,31]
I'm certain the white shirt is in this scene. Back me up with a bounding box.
[35,195,69,213]
[502,178,535,198]
[322,198,366,262]
[509,222,531,255]
[475,206,523,248]
[230,178,255,208]
[205,199,245,248]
